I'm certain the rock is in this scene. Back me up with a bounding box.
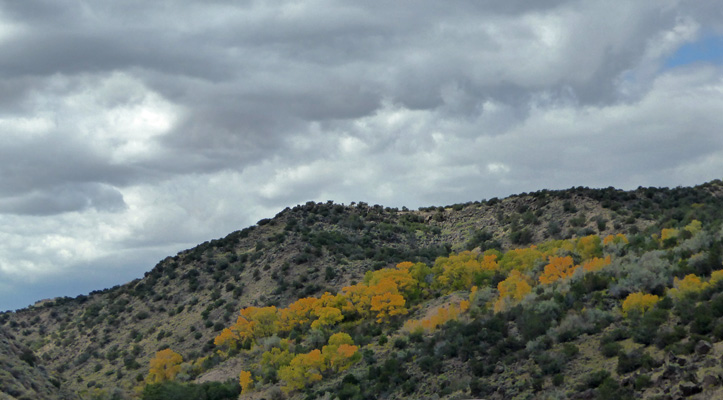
[683,371,699,384]
[702,374,720,388]
[621,374,637,387]
[679,382,702,397]
[571,389,596,399]
[661,365,681,380]
[494,363,505,374]
[695,340,712,355]
[667,352,686,366]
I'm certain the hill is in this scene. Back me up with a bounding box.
[2,180,723,399]
[0,326,78,400]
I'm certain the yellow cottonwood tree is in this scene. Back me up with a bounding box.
[147,349,183,383]
[499,246,544,272]
[684,220,702,236]
[494,270,532,313]
[278,297,319,332]
[364,266,417,298]
[278,349,326,393]
[310,306,343,330]
[575,235,602,260]
[710,269,723,286]
[603,233,628,246]
[621,292,660,317]
[239,370,253,394]
[433,252,498,291]
[322,333,360,372]
[669,274,709,299]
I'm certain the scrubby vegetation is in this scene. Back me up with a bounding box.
[3,180,723,399]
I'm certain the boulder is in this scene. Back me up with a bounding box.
[702,374,720,388]
[660,365,681,380]
[679,382,702,397]
[666,352,686,366]
[695,340,712,355]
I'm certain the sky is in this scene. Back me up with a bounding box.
[1,0,723,311]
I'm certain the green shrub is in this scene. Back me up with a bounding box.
[600,342,622,358]
[634,374,652,390]
[584,370,610,389]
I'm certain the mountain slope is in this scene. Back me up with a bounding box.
[0,326,78,400]
[2,180,723,399]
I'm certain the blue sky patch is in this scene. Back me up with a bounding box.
[665,35,723,68]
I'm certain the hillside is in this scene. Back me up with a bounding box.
[2,180,723,399]
[0,326,78,400]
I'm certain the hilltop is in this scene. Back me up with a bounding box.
[2,180,723,399]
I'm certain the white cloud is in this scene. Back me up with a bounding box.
[1,0,723,310]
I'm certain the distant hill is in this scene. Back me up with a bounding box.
[2,180,723,399]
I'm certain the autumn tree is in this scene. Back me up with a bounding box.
[278,349,326,392]
[214,306,281,353]
[433,251,499,291]
[684,220,702,236]
[499,246,544,272]
[621,292,660,317]
[539,256,578,284]
[371,292,407,322]
[364,266,417,299]
[146,349,183,384]
[710,269,723,286]
[239,370,253,394]
[403,301,469,333]
[340,283,374,319]
[575,235,602,260]
[660,228,679,245]
[278,297,319,332]
[259,340,294,382]
[396,261,433,299]
[310,306,343,330]
[669,274,709,299]
[321,333,360,372]
[581,256,612,272]
[603,233,628,246]
[242,306,279,338]
[494,270,532,313]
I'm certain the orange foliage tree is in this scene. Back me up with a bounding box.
[370,292,407,322]
[364,265,417,298]
[403,301,469,333]
[539,256,578,284]
[581,256,611,272]
[603,233,628,246]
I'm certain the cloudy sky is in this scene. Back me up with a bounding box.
[1,0,723,311]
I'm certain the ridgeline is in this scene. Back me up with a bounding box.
[2,180,723,400]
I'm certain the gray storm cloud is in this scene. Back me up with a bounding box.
[1,0,722,310]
